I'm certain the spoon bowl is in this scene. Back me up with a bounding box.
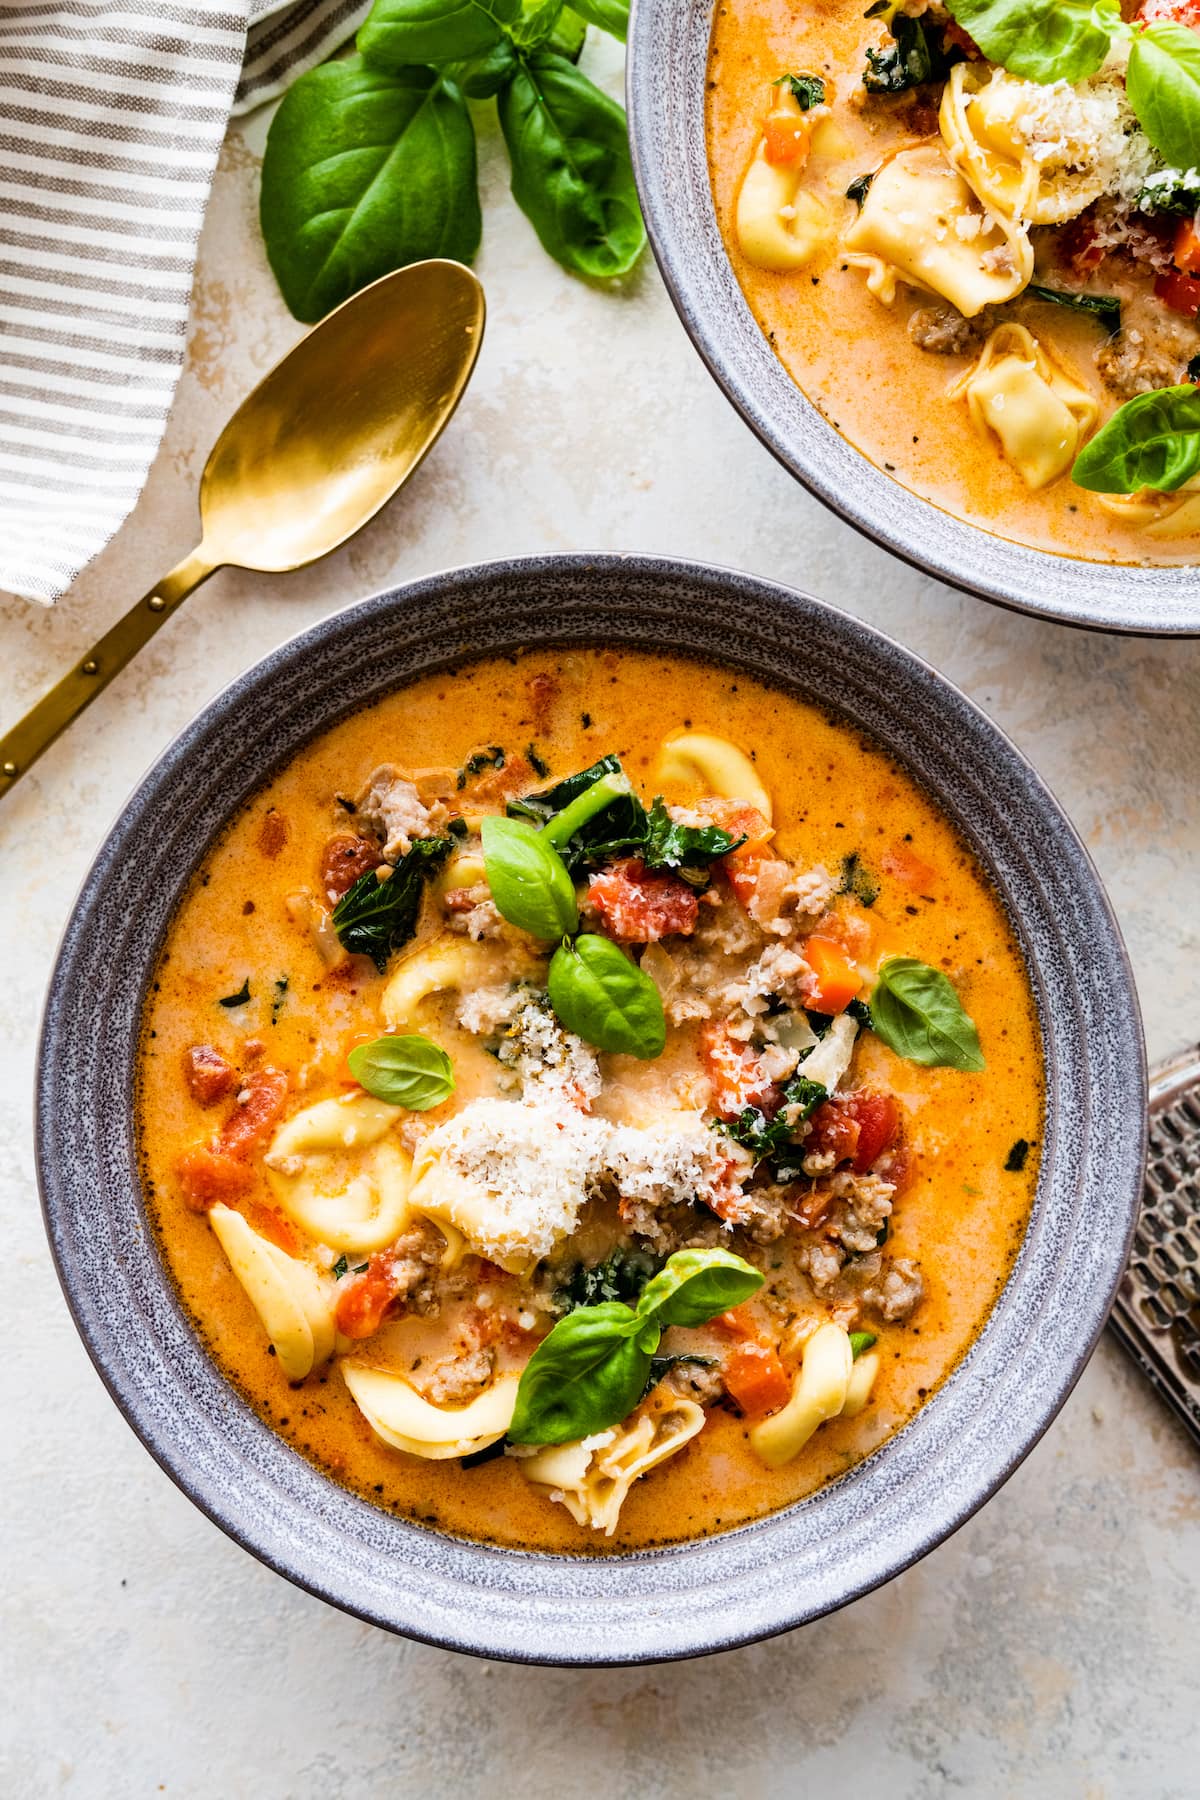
[0,259,485,796]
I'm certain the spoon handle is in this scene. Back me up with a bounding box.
[0,548,215,799]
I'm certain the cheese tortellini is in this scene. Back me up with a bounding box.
[843,146,1033,318]
[940,65,1111,228]
[516,1396,705,1534]
[948,323,1098,489]
[749,1322,877,1467]
[265,1091,413,1254]
[736,84,836,273]
[657,731,773,821]
[1094,477,1200,538]
[209,1203,337,1381]
[382,935,513,1033]
[341,1361,520,1460]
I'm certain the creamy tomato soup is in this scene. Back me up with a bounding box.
[707,0,1200,563]
[138,649,1040,1553]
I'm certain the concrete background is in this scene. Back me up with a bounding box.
[1,38,1198,1799]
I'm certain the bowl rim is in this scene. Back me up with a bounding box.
[625,0,1200,638]
[36,551,1147,1663]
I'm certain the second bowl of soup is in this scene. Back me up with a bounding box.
[629,0,1200,631]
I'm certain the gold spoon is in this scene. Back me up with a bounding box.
[0,259,485,798]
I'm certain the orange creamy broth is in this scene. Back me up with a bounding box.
[137,648,1041,1553]
[706,0,1200,564]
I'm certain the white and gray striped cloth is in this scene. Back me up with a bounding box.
[0,0,370,604]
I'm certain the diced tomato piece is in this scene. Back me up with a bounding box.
[723,1341,793,1415]
[1139,0,1200,27]
[713,803,774,906]
[243,1200,302,1257]
[1155,265,1200,316]
[762,111,811,168]
[1175,216,1200,276]
[218,1067,289,1159]
[183,1043,235,1106]
[943,18,981,55]
[808,1089,900,1174]
[176,1143,253,1211]
[803,934,861,1013]
[881,843,940,892]
[320,833,381,902]
[588,857,699,942]
[699,1021,778,1120]
[335,1254,402,1340]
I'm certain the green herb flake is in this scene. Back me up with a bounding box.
[1026,285,1121,328]
[849,1330,877,1359]
[353,1262,370,1274]
[270,976,289,1025]
[839,850,880,907]
[773,71,826,109]
[332,1254,349,1280]
[457,744,506,789]
[846,170,875,207]
[218,979,251,1009]
[526,742,551,778]
[1004,1137,1031,1172]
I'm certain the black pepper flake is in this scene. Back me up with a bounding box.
[1005,1138,1031,1173]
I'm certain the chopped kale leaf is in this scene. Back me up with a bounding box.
[509,754,741,880]
[218,979,251,1008]
[863,12,953,92]
[773,71,826,109]
[526,742,550,779]
[840,850,880,907]
[555,1246,666,1312]
[456,745,505,790]
[1026,285,1121,328]
[719,1072,828,1159]
[332,1254,349,1279]
[332,836,453,972]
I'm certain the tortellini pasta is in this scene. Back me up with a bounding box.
[948,324,1098,490]
[940,65,1110,228]
[842,145,1033,318]
[1094,477,1200,538]
[749,1321,875,1467]
[265,1091,413,1255]
[382,935,513,1033]
[736,85,835,272]
[208,1203,337,1381]
[341,1361,520,1460]
[516,1396,705,1534]
[657,731,773,821]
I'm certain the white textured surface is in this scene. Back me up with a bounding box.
[2,43,1199,1797]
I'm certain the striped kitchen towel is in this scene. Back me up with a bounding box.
[0,0,370,605]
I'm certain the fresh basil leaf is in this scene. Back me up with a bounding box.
[548,932,666,1058]
[1072,384,1200,494]
[261,59,480,323]
[942,0,1118,84]
[871,956,985,1072]
[849,1331,877,1359]
[1128,23,1200,173]
[773,72,825,109]
[332,836,453,971]
[445,38,518,97]
[1026,285,1121,329]
[507,1301,655,1443]
[511,0,566,46]
[481,814,579,938]
[567,0,627,39]
[636,1247,763,1329]
[358,0,518,67]
[218,979,251,1008]
[347,1033,455,1109]
[498,49,645,279]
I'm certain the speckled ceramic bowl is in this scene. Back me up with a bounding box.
[626,0,1200,636]
[37,555,1145,1662]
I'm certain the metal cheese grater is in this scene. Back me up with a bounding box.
[1108,1045,1200,1448]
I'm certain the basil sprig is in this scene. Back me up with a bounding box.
[261,0,643,322]
[332,836,452,971]
[548,933,666,1059]
[944,0,1118,84]
[481,814,579,938]
[509,754,741,881]
[347,1033,455,1109]
[508,1248,763,1444]
[1072,385,1200,495]
[870,957,985,1073]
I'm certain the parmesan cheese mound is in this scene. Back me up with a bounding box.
[415,1098,750,1266]
[990,68,1158,207]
